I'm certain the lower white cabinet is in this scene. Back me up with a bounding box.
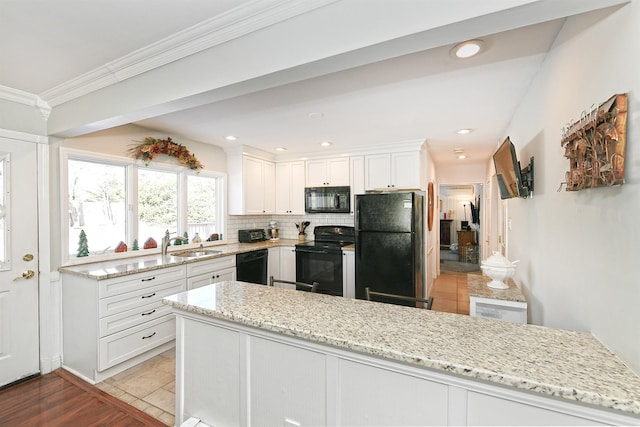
[62,265,186,382]
[249,336,326,426]
[342,249,355,298]
[186,255,236,290]
[174,313,634,427]
[267,246,296,288]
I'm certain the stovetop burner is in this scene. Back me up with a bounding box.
[295,225,355,253]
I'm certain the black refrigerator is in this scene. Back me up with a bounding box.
[355,191,424,306]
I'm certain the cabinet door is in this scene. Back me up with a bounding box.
[391,152,420,189]
[327,157,350,185]
[280,247,296,282]
[342,250,355,298]
[249,336,326,426]
[337,359,448,426]
[306,159,328,186]
[180,319,241,427]
[263,160,275,214]
[243,156,264,214]
[289,161,306,214]
[275,162,292,214]
[350,156,365,215]
[365,154,391,190]
[188,268,236,290]
[267,247,280,281]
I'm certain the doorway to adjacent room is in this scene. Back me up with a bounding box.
[438,184,481,274]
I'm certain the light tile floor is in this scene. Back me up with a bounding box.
[98,273,471,425]
[96,348,176,426]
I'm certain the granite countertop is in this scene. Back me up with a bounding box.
[58,239,300,280]
[467,273,527,303]
[164,281,640,417]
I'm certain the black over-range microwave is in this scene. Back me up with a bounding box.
[305,186,350,213]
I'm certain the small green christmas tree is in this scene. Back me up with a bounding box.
[77,230,89,257]
[132,239,139,251]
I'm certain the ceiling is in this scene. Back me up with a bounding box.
[0,0,626,166]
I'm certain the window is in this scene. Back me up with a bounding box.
[61,148,225,263]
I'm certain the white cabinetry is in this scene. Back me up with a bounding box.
[280,246,296,283]
[62,266,186,382]
[186,255,236,290]
[267,246,296,289]
[249,336,326,426]
[365,152,420,190]
[228,153,275,215]
[306,157,350,187]
[174,313,636,427]
[350,156,365,215]
[342,249,355,298]
[275,161,305,214]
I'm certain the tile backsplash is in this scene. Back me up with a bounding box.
[227,213,354,242]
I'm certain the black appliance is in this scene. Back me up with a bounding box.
[295,225,355,296]
[236,249,268,285]
[305,186,350,213]
[238,229,267,243]
[355,191,424,306]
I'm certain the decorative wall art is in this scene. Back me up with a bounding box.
[559,93,628,191]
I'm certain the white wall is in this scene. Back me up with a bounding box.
[502,2,640,373]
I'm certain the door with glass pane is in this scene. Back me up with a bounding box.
[0,136,39,387]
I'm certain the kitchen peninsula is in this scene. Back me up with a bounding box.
[164,281,640,426]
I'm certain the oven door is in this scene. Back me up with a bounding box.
[295,248,343,296]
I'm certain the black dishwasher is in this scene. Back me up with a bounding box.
[236,249,268,285]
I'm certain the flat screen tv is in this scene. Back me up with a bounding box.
[493,137,534,199]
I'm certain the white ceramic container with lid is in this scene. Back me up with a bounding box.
[481,251,518,289]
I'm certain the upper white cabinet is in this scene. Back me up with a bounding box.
[306,157,350,187]
[275,161,305,214]
[228,151,275,215]
[350,156,365,215]
[365,152,420,190]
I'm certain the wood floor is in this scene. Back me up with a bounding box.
[0,369,166,427]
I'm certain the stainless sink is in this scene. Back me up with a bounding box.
[170,249,222,258]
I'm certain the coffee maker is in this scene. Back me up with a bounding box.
[268,220,279,241]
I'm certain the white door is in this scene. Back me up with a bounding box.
[0,136,40,387]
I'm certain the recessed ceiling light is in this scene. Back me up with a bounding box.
[457,154,467,160]
[457,128,473,135]
[308,112,324,119]
[275,147,286,152]
[454,148,464,154]
[225,135,237,141]
[451,40,484,59]
[320,141,332,147]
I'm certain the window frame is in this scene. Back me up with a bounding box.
[60,147,226,266]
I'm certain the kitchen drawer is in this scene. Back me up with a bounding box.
[99,280,184,318]
[98,315,175,371]
[99,299,172,338]
[187,255,235,277]
[99,265,186,298]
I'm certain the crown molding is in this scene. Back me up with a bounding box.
[40,0,338,107]
[0,128,48,144]
[0,85,52,120]
[274,138,426,161]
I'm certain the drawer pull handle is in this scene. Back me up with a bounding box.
[141,292,156,299]
[141,277,156,282]
[141,332,156,340]
[141,309,156,316]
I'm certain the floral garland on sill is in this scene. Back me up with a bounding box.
[129,137,203,171]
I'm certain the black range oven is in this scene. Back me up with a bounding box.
[295,225,355,296]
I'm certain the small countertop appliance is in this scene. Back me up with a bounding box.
[238,229,267,243]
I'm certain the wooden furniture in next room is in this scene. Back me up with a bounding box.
[440,219,453,247]
[457,230,476,262]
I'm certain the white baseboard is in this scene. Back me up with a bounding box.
[40,355,62,374]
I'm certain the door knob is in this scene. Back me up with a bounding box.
[13,270,35,281]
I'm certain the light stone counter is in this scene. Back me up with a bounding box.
[59,239,300,280]
[467,273,526,303]
[164,280,640,418]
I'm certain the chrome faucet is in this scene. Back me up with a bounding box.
[161,233,188,256]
